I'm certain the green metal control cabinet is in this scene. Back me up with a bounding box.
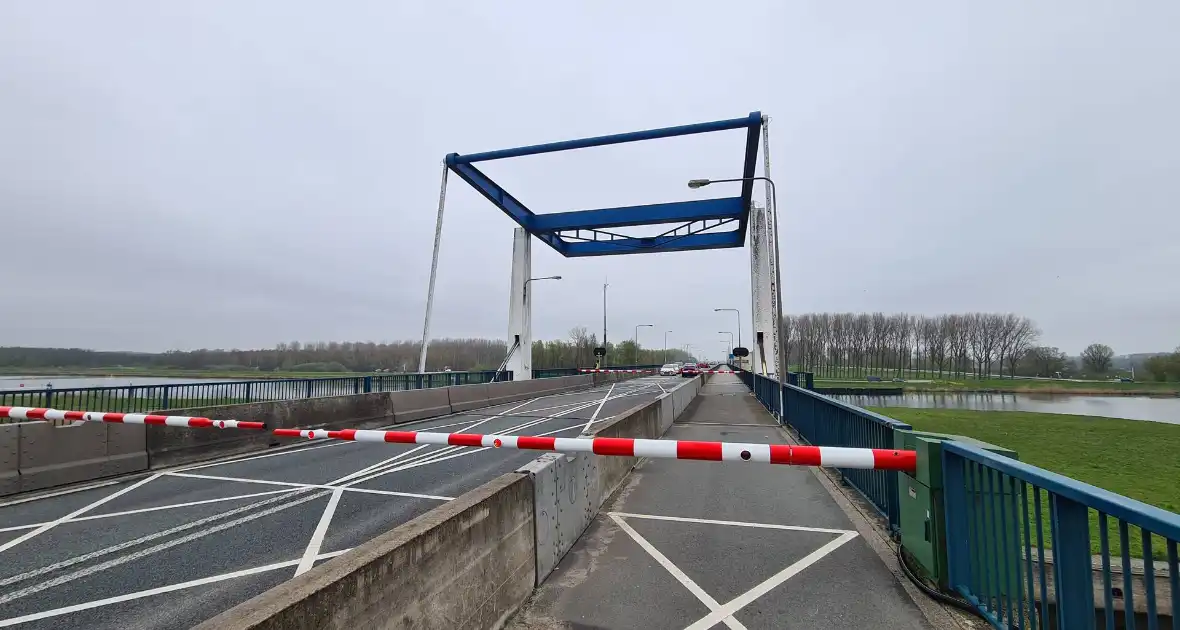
[896,430,1019,591]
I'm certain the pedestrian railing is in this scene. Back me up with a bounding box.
[743,371,911,531]
[943,441,1180,630]
[0,370,507,418]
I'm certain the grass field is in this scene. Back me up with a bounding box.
[871,407,1180,558]
[819,377,1180,395]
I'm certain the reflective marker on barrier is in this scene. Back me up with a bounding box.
[0,406,267,430]
[271,427,917,472]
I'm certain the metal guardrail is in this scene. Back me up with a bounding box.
[943,441,1180,630]
[0,370,507,418]
[742,370,911,532]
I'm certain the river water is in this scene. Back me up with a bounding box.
[836,392,1180,425]
[0,375,249,389]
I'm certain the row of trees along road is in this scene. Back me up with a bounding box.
[783,312,1044,379]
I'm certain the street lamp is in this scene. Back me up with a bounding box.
[692,176,784,419]
[522,275,562,302]
[664,330,672,363]
[719,331,733,358]
[713,308,741,349]
[634,324,653,365]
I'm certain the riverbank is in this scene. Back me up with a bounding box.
[818,377,1180,396]
[871,406,1180,557]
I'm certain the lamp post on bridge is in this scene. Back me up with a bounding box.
[713,308,741,349]
[634,324,653,366]
[522,275,562,303]
[691,176,783,420]
[664,330,672,364]
[719,331,733,359]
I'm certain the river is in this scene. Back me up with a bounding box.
[836,392,1180,425]
[0,375,250,390]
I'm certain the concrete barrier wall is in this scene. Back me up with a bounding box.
[389,388,450,424]
[555,374,593,391]
[194,473,536,630]
[147,392,396,469]
[447,383,490,413]
[520,376,701,583]
[670,376,701,421]
[590,398,664,499]
[1,423,19,496]
[19,422,108,493]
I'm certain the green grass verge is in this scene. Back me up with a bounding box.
[870,407,1180,559]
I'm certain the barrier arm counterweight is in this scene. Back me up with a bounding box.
[273,427,917,472]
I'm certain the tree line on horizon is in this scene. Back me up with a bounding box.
[780,311,1144,380]
[0,312,1171,380]
[0,329,694,374]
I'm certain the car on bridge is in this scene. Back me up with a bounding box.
[680,363,700,377]
[659,363,680,376]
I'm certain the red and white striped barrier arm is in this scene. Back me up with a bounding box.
[578,369,656,374]
[0,406,266,430]
[272,427,916,472]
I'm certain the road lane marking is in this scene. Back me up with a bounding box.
[582,383,616,433]
[0,473,163,557]
[0,548,352,627]
[684,531,859,630]
[607,512,855,535]
[0,480,120,508]
[163,472,452,501]
[295,487,343,576]
[0,489,315,590]
[607,513,749,630]
[172,389,606,474]
[0,488,300,533]
[0,490,330,606]
[345,389,645,486]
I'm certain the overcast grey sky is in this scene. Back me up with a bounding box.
[2,1,1177,358]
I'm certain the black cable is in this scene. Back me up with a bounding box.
[895,542,993,623]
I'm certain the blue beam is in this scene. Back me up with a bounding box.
[739,119,761,235]
[448,112,762,165]
[561,230,743,257]
[530,197,744,232]
[447,162,536,228]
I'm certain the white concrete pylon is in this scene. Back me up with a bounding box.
[506,228,532,380]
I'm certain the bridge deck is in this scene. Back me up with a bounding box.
[508,373,936,630]
[0,376,679,629]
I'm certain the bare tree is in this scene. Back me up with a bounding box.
[1081,343,1115,374]
[1005,317,1039,377]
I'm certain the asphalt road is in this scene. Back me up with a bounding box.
[0,375,683,629]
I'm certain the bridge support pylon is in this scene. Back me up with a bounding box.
[506,227,532,380]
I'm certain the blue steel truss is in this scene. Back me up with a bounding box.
[445,112,763,257]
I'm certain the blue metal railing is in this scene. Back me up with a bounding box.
[943,441,1180,630]
[0,370,507,419]
[743,371,911,532]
